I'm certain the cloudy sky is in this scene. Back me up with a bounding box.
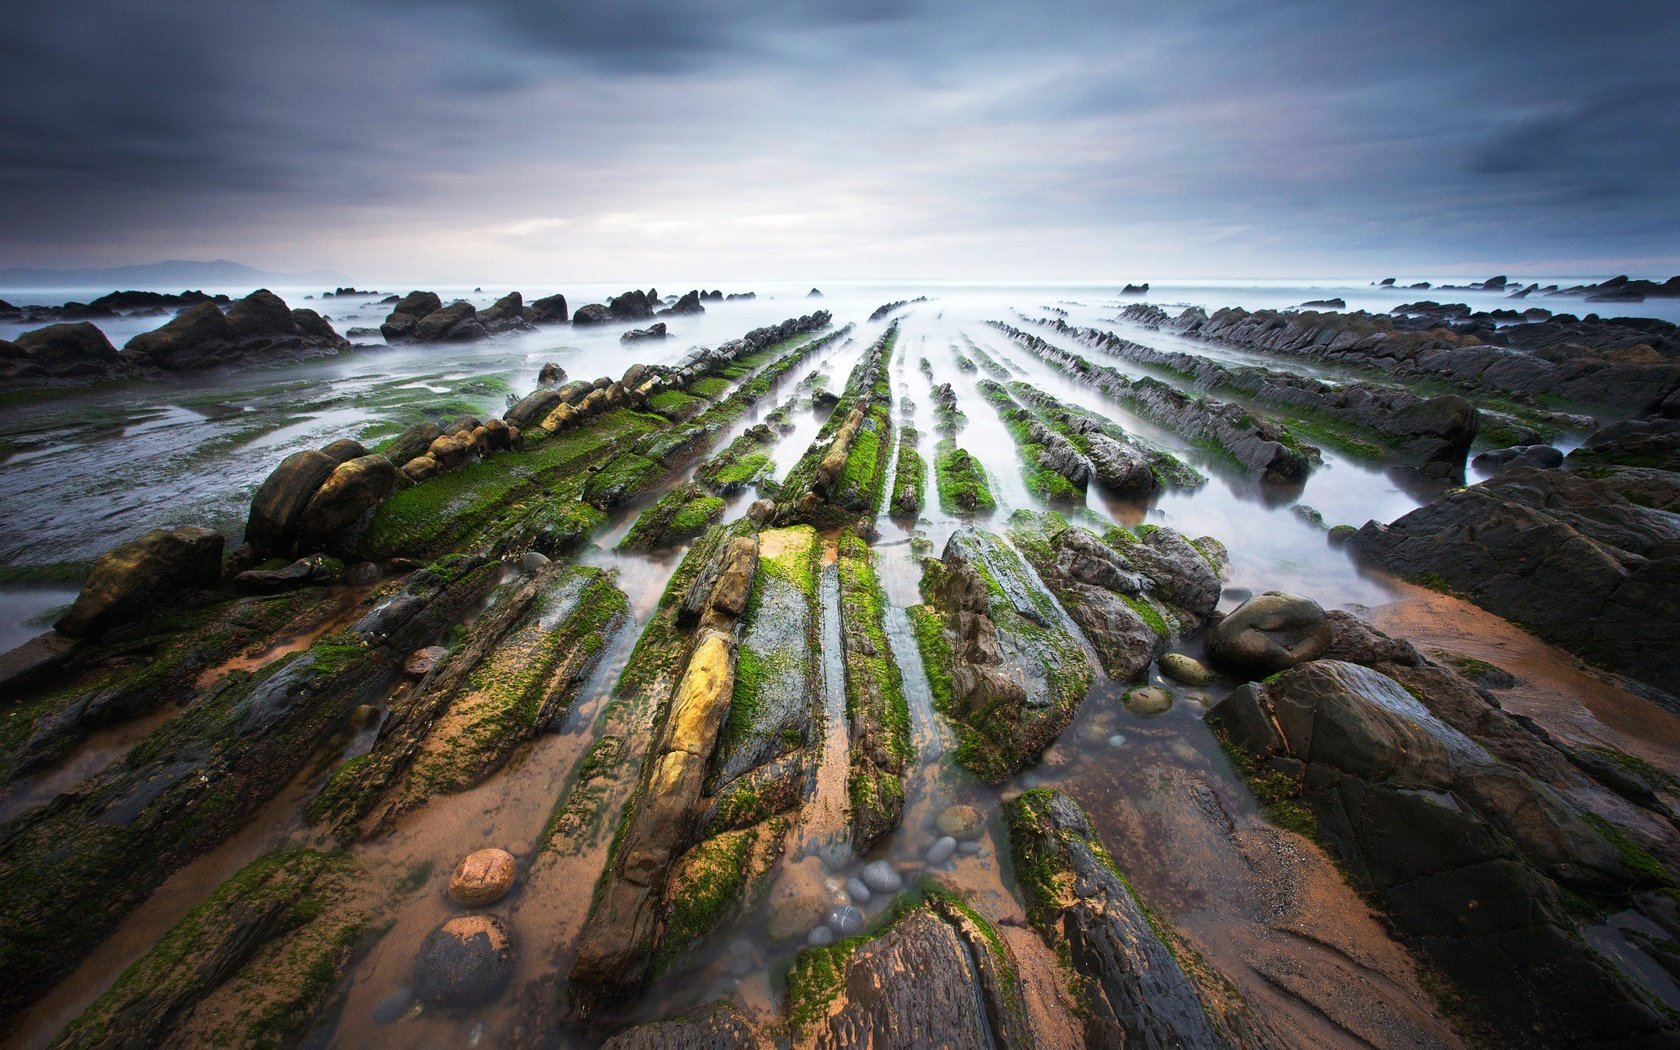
[3,0,1677,282]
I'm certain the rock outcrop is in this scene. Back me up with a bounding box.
[1211,659,1680,1046]
[1007,789,1268,1049]
[124,290,349,370]
[914,528,1093,782]
[1,322,128,384]
[1120,301,1680,415]
[1010,514,1224,682]
[1351,467,1680,693]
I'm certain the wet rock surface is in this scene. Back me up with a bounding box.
[1205,591,1331,680]
[1007,789,1265,1049]
[1211,659,1680,1046]
[415,914,514,1007]
[55,526,223,637]
[1352,467,1680,694]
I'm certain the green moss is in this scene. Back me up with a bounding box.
[1120,594,1171,638]
[1211,725,1317,837]
[55,848,364,1050]
[648,389,707,419]
[934,440,996,514]
[908,605,955,711]
[689,376,732,400]
[1584,814,1674,887]
[0,561,90,584]
[657,827,758,968]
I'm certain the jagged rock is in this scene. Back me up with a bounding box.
[920,529,1094,781]
[448,848,516,905]
[1007,789,1258,1048]
[405,646,448,677]
[414,915,513,1007]
[123,291,348,371]
[1204,591,1330,679]
[807,287,824,298]
[537,362,566,385]
[55,527,223,637]
[599,1001,766,1050]
[621,322,668,343]
[793,898,1031,1050]
[659,290,705,316]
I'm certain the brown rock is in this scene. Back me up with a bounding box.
[449,848,517,906]
[245,449,339,556]
[55,527,224,637]
[299,455,401,555]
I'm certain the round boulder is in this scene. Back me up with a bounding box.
[55,526,224,638]
[299,454,401,555]
[766,892,829,942]
[448,848,517,906]
[246,449,339,557]
[413,914,513,1007]
[1205,590,1331,679]
[1158,652,1212,685]
[936,804,985,840]
[1124,686,1173,716]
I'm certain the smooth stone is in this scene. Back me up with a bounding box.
[860,860,903,893]
[845,877,872,904]
[370,986,414,1025]
[448,847,517,906]
[404,645,448,677]
[520,551,551,572]
[936,804,985,840]
[1108,733,1128,747]
[1125,686,1173,716]
[926,836,958,864]
[827,905,864,935]
[413,915,513,1008]
[958,841,983,856]
[807,926,836,947]
[766,892,829,941]
[351,704,382,728]
[1158,652,1212,685]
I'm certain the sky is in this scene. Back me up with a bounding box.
[3,0,1678,283]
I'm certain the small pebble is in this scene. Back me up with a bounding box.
[370,987,414,1025]
[926,836,957,864]
[958,841,982,856]
[807,926,835,947]
[861,860,903,893]
[827,905,864,935]
[1108,733,1127,747]
[520,551,551,572]
[845,877,872,904]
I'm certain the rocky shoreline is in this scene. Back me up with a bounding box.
[2,288,1679,1049]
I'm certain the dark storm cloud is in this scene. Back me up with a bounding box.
[1,0,1676,275]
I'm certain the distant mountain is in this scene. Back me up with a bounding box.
[0,259,349,290]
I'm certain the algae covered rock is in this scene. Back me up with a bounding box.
[55,526,223,637]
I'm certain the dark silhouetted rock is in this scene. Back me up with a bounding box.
[571,303,612,326]
[3,321,127,383]
[621,322,668,343]
[530,293,568,323]
[414,915,513,1007]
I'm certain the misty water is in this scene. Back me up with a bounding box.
[2,280,1675,1049]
